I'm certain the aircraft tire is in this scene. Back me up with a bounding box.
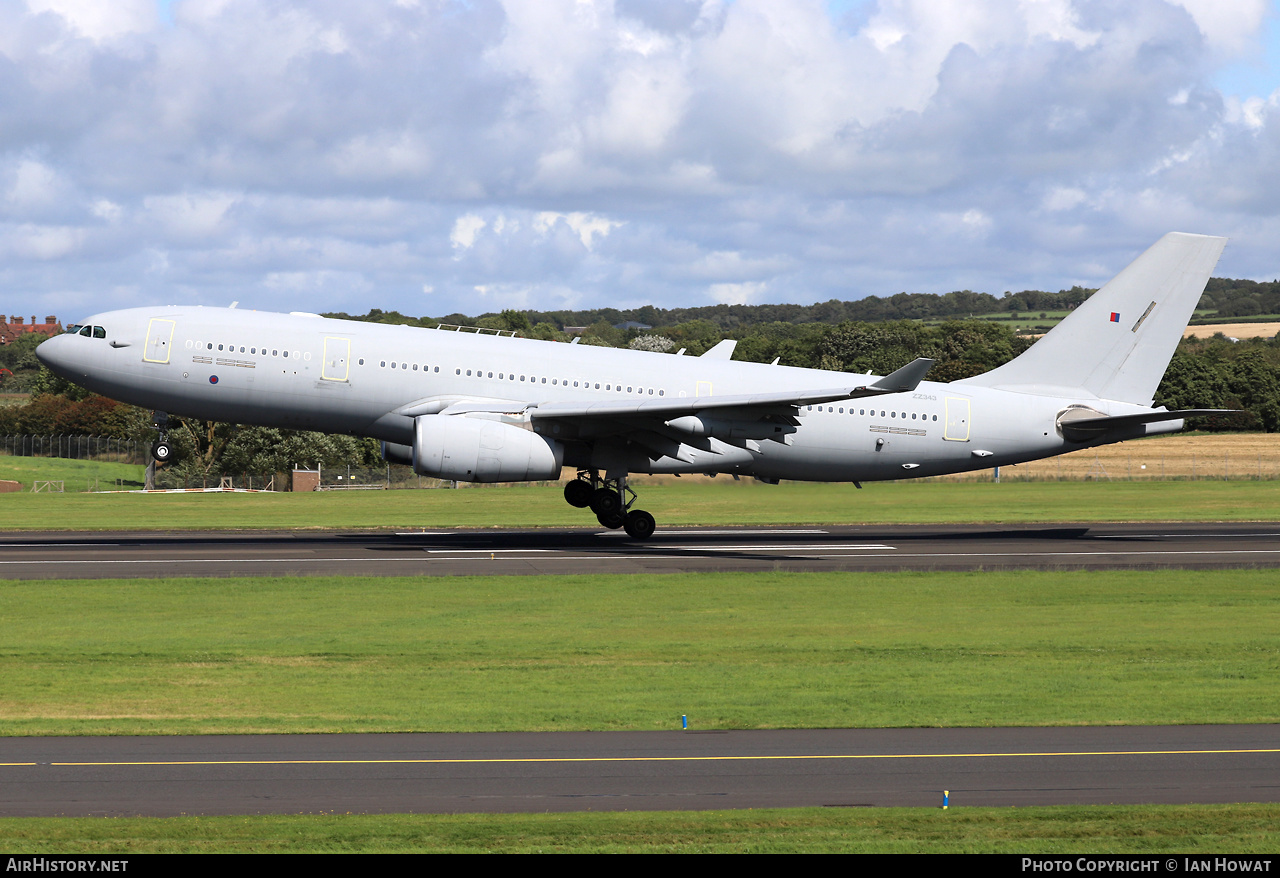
[590,487,622,516]
[563,479,594,508]
[151,441,174,463]
[596,511,625,529]
[623,510,656,540]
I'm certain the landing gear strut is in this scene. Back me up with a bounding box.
[563,470,658,540]
[151,411,176,463]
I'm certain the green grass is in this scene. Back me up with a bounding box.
[2,479,1279,530]
[3,570,1277,736]
[0,455,144,491]
[2,805,1277,853]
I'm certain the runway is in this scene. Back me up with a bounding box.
[5,524,1277,819]
[2,725,1276,816]
[3,522,1280,578]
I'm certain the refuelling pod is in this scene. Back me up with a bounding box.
[413,414,564,482]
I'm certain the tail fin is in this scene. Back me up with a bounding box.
[959,232,1226,405]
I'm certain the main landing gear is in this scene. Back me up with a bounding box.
[150,411,176,463]
[563,470,657,540]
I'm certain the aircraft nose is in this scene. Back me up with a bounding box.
[36,333,80,379]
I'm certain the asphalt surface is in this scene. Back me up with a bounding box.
[2,725,1277,816]
[4,522,1280,578]
[5,523,1277,818]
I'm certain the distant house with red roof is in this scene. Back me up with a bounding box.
[0,315,61,345]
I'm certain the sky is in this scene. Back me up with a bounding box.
[3,0,1280,321]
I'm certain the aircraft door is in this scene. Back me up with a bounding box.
[322,337,350,382]
[944,397,970,441]
[143,319,176,364]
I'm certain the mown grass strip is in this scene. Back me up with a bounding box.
[1,805,1277,853]
[3,570,1277,736]
[2,479,1280,531]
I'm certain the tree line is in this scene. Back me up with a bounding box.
[3,281,1278,466]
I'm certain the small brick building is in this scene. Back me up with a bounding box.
[0,315,61,345]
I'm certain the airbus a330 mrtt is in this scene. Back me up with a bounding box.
[37,232,1229,539]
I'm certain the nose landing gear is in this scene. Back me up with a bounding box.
[564,470,657,540]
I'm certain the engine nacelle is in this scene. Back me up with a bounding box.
[381,441,414,466]
[413,415,564,482]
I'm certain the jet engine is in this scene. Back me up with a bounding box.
[412,414,564,482]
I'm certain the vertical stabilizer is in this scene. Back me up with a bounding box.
[958,233,1226,405]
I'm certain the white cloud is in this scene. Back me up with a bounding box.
[6,222,83,260]
[450,215,487,253]
[533,211,622,250]
[143,192,240,242]
[707,280,767,305]
[25,0,156,41]
[1042,187,1089,212]
[2,0,1280,320]
[1168,0,1268,54]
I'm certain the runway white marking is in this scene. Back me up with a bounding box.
[425,548,552,554]
[670,544,895,552]
[1,543,119,547]
[597,529,830,536]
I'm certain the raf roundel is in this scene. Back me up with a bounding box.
[209,375,219,384]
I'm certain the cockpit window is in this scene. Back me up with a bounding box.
[92,326,106,339]
[79,325,92,337]
[65,324,81,334]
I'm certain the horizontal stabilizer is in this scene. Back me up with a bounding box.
[1057,408,1236,441]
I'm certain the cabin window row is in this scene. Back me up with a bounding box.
[452,368,667,396]
[187,340,310,361]
[808,405,939,422]
[372,360,440,372]
[367,360,667,396]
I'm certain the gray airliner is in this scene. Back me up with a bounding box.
[37,232,1228,539]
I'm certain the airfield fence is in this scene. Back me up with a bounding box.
[2,434,147,464]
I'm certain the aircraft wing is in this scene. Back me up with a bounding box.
[528,357,935,421]
[390,359,934,463]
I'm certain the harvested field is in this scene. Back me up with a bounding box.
[940,433,1280,482]
[1183,322,1280,339]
